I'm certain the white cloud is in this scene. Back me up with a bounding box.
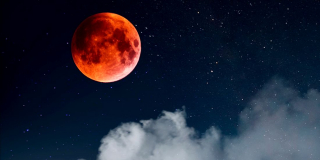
[97,78,320,160]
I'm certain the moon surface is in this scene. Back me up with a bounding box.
[71,12,141,83]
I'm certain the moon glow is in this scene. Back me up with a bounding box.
[71,12,141,83]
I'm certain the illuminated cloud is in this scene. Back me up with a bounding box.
[97,78,320,160]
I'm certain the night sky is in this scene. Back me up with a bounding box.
[1,0,320,160]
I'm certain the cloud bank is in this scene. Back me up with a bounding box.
[97,79,320,160]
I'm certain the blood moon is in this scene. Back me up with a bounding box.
[71,12,141,83]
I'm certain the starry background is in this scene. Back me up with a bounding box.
[1,0,320,159]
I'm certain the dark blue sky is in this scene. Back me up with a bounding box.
[1,0,320,159]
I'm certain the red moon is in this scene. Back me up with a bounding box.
[71,12,141,83]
